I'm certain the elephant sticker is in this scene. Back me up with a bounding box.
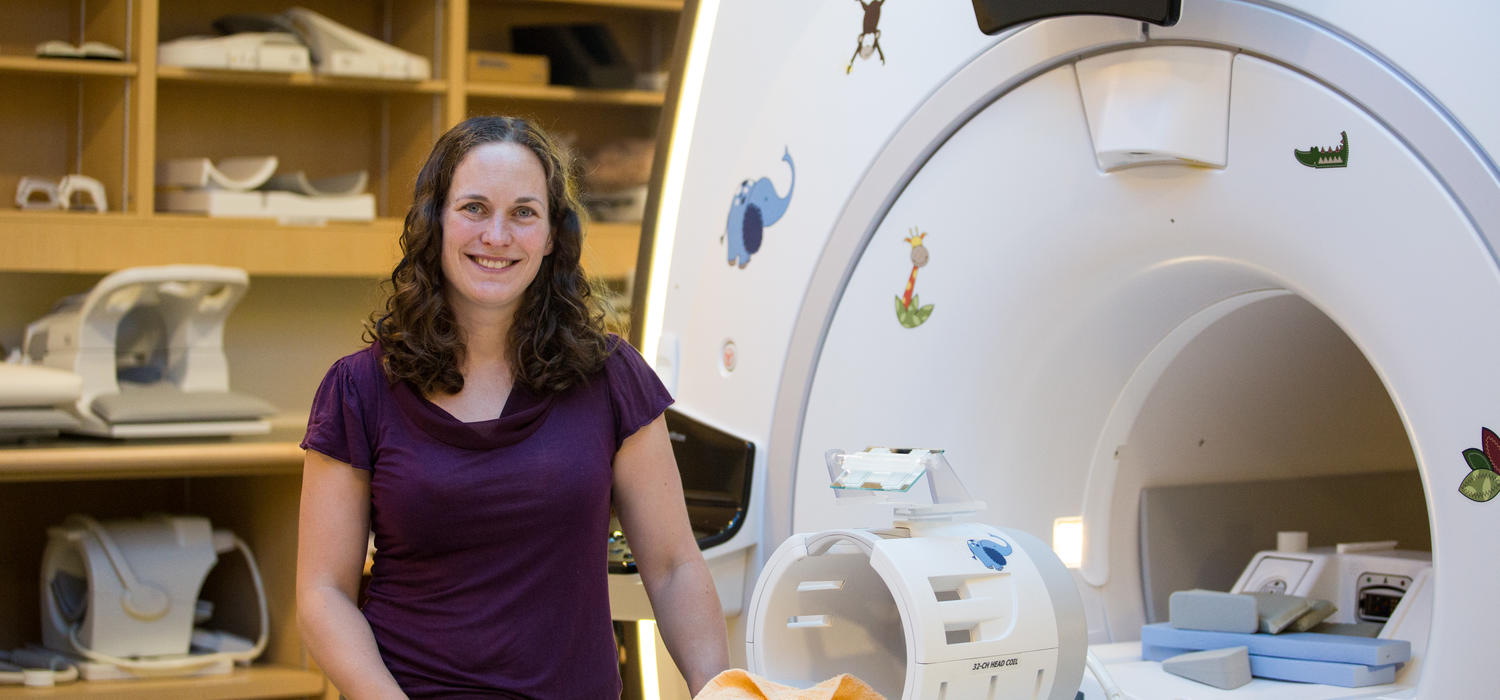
[723,148,795,268]
[968,536,1013,572]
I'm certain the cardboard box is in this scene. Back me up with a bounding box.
[467,51,549,85]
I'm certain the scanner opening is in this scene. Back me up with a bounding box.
[1104,293,1429,645]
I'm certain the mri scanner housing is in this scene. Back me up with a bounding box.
[638,0,1500,697]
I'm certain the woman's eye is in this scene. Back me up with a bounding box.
[515,206,536,218]
[462,202,485,215]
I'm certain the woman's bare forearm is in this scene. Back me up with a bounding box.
[642,556,729,695]
[298,585,406,700]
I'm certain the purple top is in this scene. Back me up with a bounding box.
[301,337,672,699]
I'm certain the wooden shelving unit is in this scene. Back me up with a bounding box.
[0,56,138,77]
[466,81,665,106]
[0,429,308,483]
[0,666,324,699]
[156,65,448,94]
[515,0,684,13]
[0,1,681,697]
[0,211,641,279]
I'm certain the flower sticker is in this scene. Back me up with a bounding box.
[1458,427,1500,502]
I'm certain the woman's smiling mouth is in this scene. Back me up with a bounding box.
[471,255,516,270]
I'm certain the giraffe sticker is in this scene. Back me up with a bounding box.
[894,227,934,328]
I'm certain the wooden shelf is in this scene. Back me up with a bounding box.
[0,55,137,77]
[585,220,645,279]
[0,428,306,483]
[0,211,640,279]
[504,0,684,11]
[157,65,446,94]
[0,211,401,278]
[466,82,666,106]
[0,666,324,699]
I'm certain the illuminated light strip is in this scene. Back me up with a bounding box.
[1053,516,1084,569]
[640,0,722,367]
[639,619,661,700]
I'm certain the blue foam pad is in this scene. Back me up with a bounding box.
[1144,644,1398,688]
[1140,622,1409,666]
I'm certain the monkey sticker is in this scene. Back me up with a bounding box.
[722,148,796,268]
[847,0,886,74]
[895,228,934,328]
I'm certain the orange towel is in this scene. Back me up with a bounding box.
[694,669,887,700]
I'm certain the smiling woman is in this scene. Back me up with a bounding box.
[440,143,555,350]
[376,116,607,399]
[295,115,729,699]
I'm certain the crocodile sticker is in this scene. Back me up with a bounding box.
[1294,131,1349,169]
[895,228,934,328]
[1458,427,1500,502]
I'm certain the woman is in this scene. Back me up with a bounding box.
[297,116,728,698]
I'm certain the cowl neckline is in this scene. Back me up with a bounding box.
[379,344,555,450]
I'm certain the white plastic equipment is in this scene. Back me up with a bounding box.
[1231,537,1434,684]
[40,514,268,678]
[283,7,430,80]
[157,156,279,192]
[746,449,1086,699]
[23,265,274,438]
[639,1,1500,698]
[0,364,82,441]
[157,33,311,73]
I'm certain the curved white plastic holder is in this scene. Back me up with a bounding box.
[261,169,368,196]
[157,156,279,192]
[16,176,108,212]
[15,176,60,210]
[283,7,431,80]
[58,175,107,213]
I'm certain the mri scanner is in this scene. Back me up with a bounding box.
[623,0,1499,697]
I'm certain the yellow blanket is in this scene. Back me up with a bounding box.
[694,669,887,700]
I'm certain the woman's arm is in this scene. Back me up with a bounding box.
[613,415,730,695]
[297,449,406,699]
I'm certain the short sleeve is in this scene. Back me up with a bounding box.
[604,337,674,450]
[300,352,377,470]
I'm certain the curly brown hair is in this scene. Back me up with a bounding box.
[369,115,611,396]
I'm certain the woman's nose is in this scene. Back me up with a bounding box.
[478,219,512,245]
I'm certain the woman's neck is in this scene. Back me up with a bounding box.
[450,301,514,361]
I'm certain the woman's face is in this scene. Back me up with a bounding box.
[440,141,553,326]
